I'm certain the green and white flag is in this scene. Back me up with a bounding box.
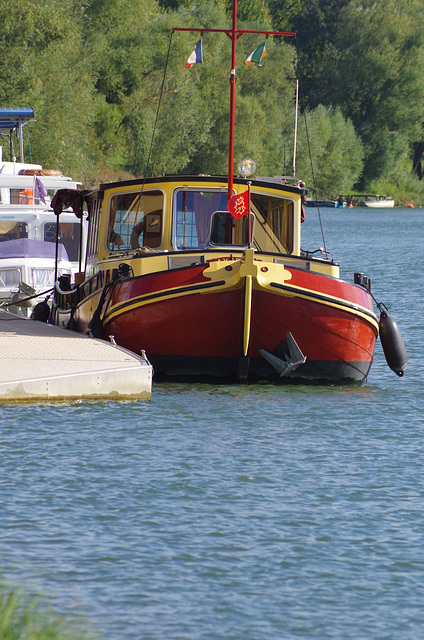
[245,42,267,66]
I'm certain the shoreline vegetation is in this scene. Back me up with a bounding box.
[0,581,94,640]
[1,0,423,205]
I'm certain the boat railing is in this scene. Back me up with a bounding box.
[257,176,305,189]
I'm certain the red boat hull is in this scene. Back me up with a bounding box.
[100,263,378,384]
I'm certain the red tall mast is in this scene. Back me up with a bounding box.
[227,0,238,202]
[173,4,295,204]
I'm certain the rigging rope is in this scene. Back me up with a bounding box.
[295,42,327,255]
[143,31,174,180]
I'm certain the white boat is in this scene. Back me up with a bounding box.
[0,238,73,316]
[362,199,395,208]
[0,108,87,316]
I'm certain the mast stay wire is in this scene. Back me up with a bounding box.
[131,29,173,225]
[295,41,327,255]
[142,30,174,183]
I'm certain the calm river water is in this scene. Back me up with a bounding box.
[1,207,423,639]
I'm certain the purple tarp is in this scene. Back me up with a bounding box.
[0,238,69,260]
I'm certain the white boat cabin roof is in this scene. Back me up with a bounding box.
[0,158,81,205]
[0,171,81,191]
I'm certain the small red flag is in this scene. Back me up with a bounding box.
[227,190,250,218]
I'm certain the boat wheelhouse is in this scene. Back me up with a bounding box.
[51,174,383,384]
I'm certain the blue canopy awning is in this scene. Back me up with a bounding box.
[0,108,35,162]
[0,107,34,131]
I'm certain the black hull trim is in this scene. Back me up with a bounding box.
[150,354,372,386]
[270,282,377,324]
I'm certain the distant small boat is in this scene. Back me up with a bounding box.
[304,200,346,208]
[339,194,395,208]
[362,199,395,209]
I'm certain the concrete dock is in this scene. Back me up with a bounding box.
[0,310,153,402]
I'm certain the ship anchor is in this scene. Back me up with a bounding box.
[259,333,306,377]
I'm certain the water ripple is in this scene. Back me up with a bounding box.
[1,211,424,639]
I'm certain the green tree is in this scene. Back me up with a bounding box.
[287,0,351,106]
[293,104,364,198]
[157,0,270,22]
[111,2,297,179]
[332,0,424,185]
[282,0,424,189]
[0,0,96,178]
[266,0,304,31]
[78,0,162,176]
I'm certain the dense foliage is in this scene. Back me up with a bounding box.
[0,0,423,201]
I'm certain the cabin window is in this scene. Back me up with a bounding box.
[173,188,294,253]
[43,222,82,261]
[30,267,62,287]
[17,189,34,204]
[84,196,102,277]
[250,193,294,254]
[209,212,255,246]
[173,189,228,249]
[8,187,54,206]
[0,267,21,286]
[10,189,24,205]
[0,221,28,241]
[107,190,164,251]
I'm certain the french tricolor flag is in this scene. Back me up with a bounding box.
[185,39,203,68]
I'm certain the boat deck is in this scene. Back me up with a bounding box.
[0,310,152,402]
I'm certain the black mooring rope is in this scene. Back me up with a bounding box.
[0,287,54,309]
